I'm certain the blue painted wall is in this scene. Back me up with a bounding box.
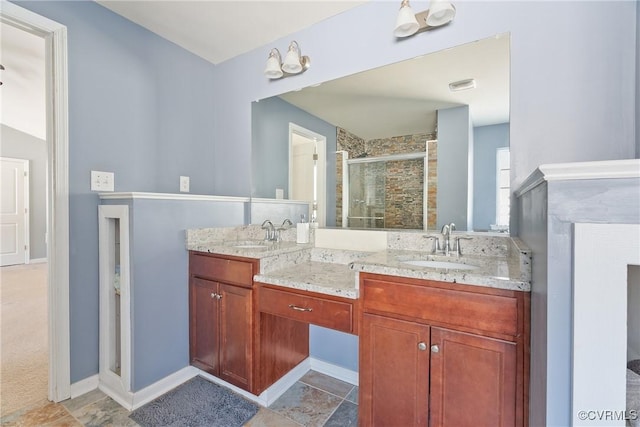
[127,198,246,391]
[473,123,510,231]
[15,1,638,422]
[437,106,471,231]
[14,0,219,384]
[251,96,337,225]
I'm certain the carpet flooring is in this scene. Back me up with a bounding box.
[0,263,49,417]
[129,376,260,427]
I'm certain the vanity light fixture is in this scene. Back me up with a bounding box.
[394,0,456,38]
[264,41,310,79]
[449,78,476,92]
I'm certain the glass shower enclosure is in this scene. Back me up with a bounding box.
[342,152,427,230]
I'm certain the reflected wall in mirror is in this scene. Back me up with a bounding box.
[251,33,510,232]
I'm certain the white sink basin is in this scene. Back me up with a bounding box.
[401,260,479,270]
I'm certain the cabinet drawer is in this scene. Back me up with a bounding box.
[190,253,254,287]
[259,287,353,333]
[362,277,518,336]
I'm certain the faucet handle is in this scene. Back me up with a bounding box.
[423,235,441,253]
[453,236,472,256]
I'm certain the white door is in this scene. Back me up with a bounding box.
[1,157,29,266]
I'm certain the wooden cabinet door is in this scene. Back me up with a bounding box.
[360,313,430,427]
[429,327,517,427]
[189,277,220,375]
[218,283,253,390]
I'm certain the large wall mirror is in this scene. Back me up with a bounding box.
[251,33,510,232]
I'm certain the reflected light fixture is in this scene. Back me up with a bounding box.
[264,41,310,79]
[394,0,456,38]
[0,64,4,86]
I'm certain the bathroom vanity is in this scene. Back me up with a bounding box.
[186,226,531,426]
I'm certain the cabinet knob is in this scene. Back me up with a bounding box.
[215,293,222,300]
[418,342,427,351]
[210,292,222,300]
[431,344,439,353]
[210,292,216,299]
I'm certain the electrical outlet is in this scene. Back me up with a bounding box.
[91,171,114,192]
[180,176,190,192]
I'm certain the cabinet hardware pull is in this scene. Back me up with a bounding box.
[288,304,312,312]
[210,292,222,300]
[418,342,427,351]
[431,344,440,353]
[210,293,216,299]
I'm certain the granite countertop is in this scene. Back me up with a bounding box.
[351,249,531,292]
[187,240,312,259]
[186,226,532,297]
[255,261,358,299]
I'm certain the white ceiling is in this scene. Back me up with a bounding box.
[96,0,369,65]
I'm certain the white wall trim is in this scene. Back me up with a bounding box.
[98,192,250,202]
[130,366,196,410]
[572,223,640,426]
[98,205,131,404]
[251,197,312,205]
[29,257,48,264]
[515,159,640,197]
[309,357,359,386]
[0,1,71,403]
[70,374,99,399]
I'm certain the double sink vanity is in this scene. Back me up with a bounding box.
[185,224,531,426]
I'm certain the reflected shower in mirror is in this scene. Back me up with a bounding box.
[251,33,510,232]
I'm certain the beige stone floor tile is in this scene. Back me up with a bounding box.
[299,371,354,398]
[0,401,70,427]
[244,407,302,427]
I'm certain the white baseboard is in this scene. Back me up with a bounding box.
[310,358,359,386]
[28,258,47,264]
[258,358,311,406]
[70,374,99,398]
[131,366,196,410]
[80,359,358,411]
[98,380,134,410]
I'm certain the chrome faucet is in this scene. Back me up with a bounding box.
[275,219,293,242]
[261,219,276,241]
[440,222,456,256]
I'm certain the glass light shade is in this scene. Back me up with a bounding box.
[394,3,420,37]
[426,0,456,27]
[264,49,283,79]
[282,43,303,74]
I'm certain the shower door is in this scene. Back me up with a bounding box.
[347,161,386,228]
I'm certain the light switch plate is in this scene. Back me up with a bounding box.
[275,188,284,199]
[91,171,114,192]
[180,176,190,192]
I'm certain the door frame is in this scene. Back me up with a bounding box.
[288,123,327,226]
[1,2,71,402]
[0,157,30,265]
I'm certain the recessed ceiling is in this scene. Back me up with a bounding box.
[96,0,369,65]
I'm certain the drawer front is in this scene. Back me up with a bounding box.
[190,253,254,287]
[362,277,518,336]
[259,287,353,333]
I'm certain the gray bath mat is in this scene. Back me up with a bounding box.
[129,376,260,427]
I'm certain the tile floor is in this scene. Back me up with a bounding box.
[0,370,358,427]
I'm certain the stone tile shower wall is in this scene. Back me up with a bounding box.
[336,128,437,229]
